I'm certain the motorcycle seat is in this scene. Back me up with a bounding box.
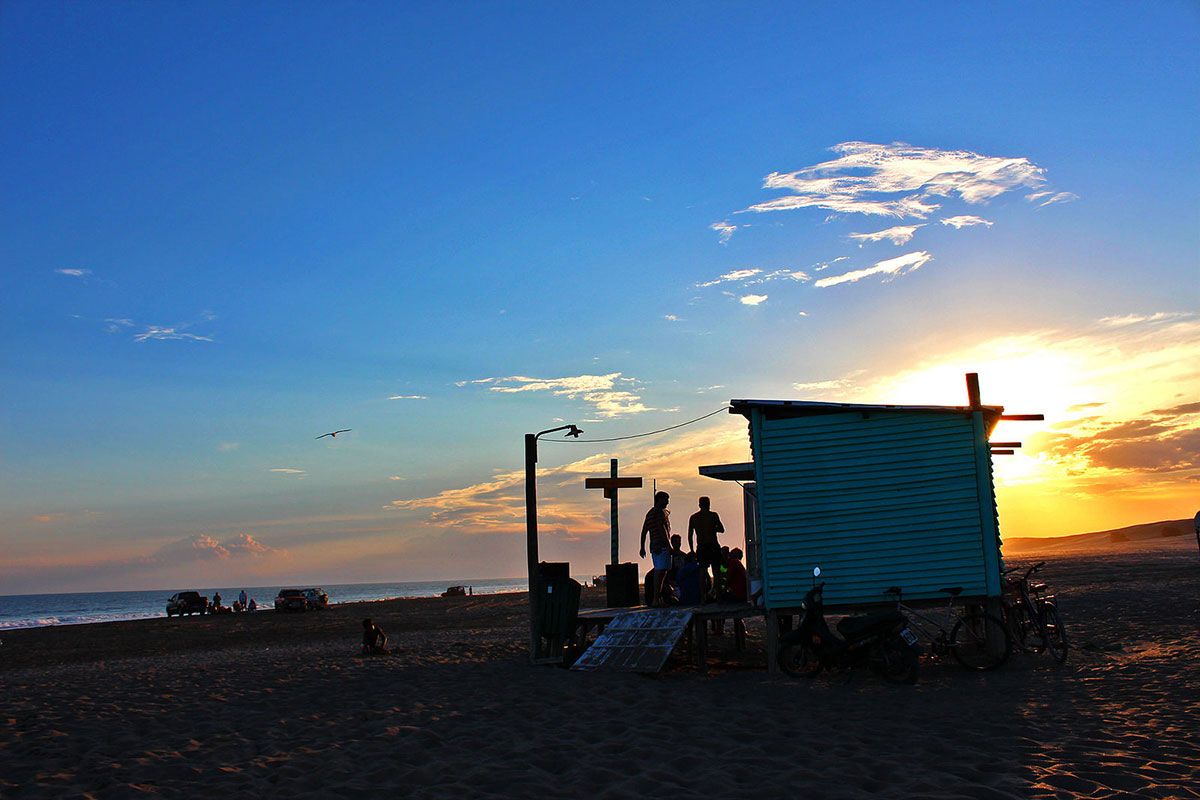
[837,609,903,638]
[939,587,963,597]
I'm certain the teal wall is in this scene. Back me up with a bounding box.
[750,408,1002,609]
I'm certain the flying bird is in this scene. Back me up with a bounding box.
[316,429,351,440]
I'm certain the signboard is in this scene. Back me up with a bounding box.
[571,608,694,672]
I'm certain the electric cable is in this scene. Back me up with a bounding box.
[539,406,731,443]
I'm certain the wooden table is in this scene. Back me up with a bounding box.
[576,602,759,670]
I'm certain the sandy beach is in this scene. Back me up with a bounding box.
[2,540,1198,799]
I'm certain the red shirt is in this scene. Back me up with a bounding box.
[725,558,749,602]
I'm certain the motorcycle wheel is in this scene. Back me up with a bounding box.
[950,611,1011,671]
[778,642,822,679]
[879,636,919,685]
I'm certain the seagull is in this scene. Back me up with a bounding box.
[316,429,351,440]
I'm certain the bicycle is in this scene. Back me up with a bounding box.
[884,586,1011,671]
[1002,561,1069,664]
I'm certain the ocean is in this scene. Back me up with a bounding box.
[0,576,592,631]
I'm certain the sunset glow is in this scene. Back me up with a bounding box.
[2,4,1196,595]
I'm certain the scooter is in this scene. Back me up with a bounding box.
[778,567,921,684]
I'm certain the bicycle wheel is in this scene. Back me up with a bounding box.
[951,610,1011,670]
[1042,604,1069,665]
[778,642,822,679]
[1006,602,1044,654]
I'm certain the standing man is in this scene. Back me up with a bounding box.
[639,491,672,606]
[688,496,726,593]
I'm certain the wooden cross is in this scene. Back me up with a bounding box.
[585,458,644,565]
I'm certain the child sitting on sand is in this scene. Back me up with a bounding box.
[361,618,389,655]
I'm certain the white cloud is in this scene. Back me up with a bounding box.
[104,318,135,333]
[133,326,214,343]
[388,395,428,400]
[697,268,761,287]
[710,221,737,244]
[465,373,653,417]
[388,475,405,481]
[740,294,768,306]
[813,256,849,272]
[269,467,306,476]
[55,268,91,277]
[940,215,994,229]
[798,311,809,317]
[849,224,924,246]
[740,141,1051,219]
[664,314,680,322]
[814,251,933,288]
[217,442,240,452]
[1098,311,1189,328]
[1030,191,1078,208]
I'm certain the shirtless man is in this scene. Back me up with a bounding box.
[687,496,725,593]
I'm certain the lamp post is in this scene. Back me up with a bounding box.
[525,423,582,662]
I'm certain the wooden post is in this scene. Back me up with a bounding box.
[585,465,642,567]
[609,458,619,565]
[766,609,779,674]
[966,372,982,408]
[525,433,539,663]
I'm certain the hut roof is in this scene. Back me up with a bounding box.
[728,398,1005,425]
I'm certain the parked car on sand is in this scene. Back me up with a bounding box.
[166,591,208,617]
[275,589,307,612]
[275,588,329,612]
[303,588,329,610]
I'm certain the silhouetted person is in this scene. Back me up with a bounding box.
[725,547,749,602]
[248,597,258,612]
[688,497,725,592]
[212,591,222,609]
[639,491,672,606]
[361,618,389,655]
[676,553,703,605]
[239,589,248,609]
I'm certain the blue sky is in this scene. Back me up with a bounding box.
[3,3,1198,593]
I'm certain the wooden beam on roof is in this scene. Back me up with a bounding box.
[990,449,1016,455]
[966,372,982,409]
[988,441,1022,448]
[1000,414,1045,421]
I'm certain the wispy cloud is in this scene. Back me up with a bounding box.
[1027,190,1078,207]
[388,475,405,481]
[463,373,653,417]
[388,395,428,400]
[697,268,761,288]
[814,251,933,288]
[104,318,135,333]
[55,268,92,277]
[813,256,849,272]
[387,424,749,534]
[792,370,866,395]
[697,268,808,290]
[739,294,768,306]
[269,467,306,477]
[710,220,737,244]
[739,141,1051,219]
[664,314,680,322]
[940,215,994,229]
[217,442,240,452]
[849,224,924,246]
[1098,311,1189,327]
[133,326,214,343]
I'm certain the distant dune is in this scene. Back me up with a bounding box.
[1003,518,1196,554]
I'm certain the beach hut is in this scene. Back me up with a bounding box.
[699,375,1037,668]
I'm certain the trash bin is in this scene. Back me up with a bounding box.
[536,576,582,664]
[605,562,640,607]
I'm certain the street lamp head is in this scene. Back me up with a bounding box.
[565,425,583,438]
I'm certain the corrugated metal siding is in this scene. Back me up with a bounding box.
[751,408,1000,609]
